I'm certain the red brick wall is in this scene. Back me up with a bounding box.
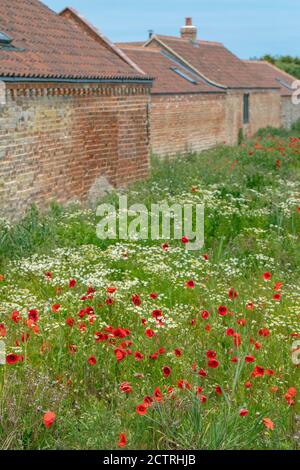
[225,91,281,144]
[0,82,151,218]
[150,93,227,156]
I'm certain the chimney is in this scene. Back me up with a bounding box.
[180,17,197,42]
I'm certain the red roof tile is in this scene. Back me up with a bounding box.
[146,35,279,89]
[121,47,225,94]
[244,60,297,96]
[0,0,149,80]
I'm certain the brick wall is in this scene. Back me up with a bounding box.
[281,96,300,129]
[0,82,151,218]
[150,93,227,156]
[225,91,281,145]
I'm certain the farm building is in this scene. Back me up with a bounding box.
[118,19,285,156]
[0,0,152,218]
[244,60,300,130]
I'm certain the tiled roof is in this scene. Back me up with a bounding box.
[120,47,225,94]
[0,0,150,81]
[146,35,279,89]
[244,60,297,96]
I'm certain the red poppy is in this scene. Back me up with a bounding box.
[43,411,56,429]
[239,408,249,417]
[28,309,39,323]
[152,309,162,320]
[145,329,155,338]
[177,380,192,390]
[208,359,219,369]
[132,294,141,307]
[66,317,75,327]
[162,366,171,378]
[233,333,241,348]
[88,355,97,366]
[273,293,281,301]
[51,304,61,313]
[215,385,223,396]
[263,418,275,431]
[198,369,207,378]
[206,350,217,359]
[136,404,147,416]
[259,328,270,337]
[228,288,238,300]
[201,310,210,320]
[162,242,169,251]
[174,348,182,357]
[11,310,22,324]
[114,348,127,362]
[246,302,254,310]
[69,279,77,288]
[118,433,127,448]
[150,292,158,299]
[181,236,189,244]
[134,351,144,361]
[218,305,228,316]
[263,272,272,281]
[6,353,21,365]
[274,282,283,291]
[226,328,235,337]
[154,386,163,402]
[120,382,132,394]
[245,355,255,363]
[0,323,6,338]
[245,381,252,389]
[199,394,207,404]
[107,287,117,294]
[202,254,209,261]
[252,365,265,378]
[186,280,195,289]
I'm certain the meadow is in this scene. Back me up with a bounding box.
[0,125,299,450]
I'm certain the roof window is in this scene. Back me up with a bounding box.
[0,32,13,45]
[171,67,198,84]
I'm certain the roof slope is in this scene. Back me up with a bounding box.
[244,60,297,96]
[0,0,149,80]
[121,47,225,94]
[145,35,279,90]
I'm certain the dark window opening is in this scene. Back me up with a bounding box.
[0,32,12,45]
[243,94,250,124]
[170,67,198,84]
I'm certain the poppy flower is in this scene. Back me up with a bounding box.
[252,365,265,378]
[199,394,207,404]
[154,387,163,402]
[134,352,144,361]
[208,359,219,369]
[274,282,283,291]
[245,355,255,363]
[66,317,75,328]
[136,404,147,416]
[239,408,249,417]
[118,433,127,448]
[215,385,223,396]
[88,355,97,366]
[0,323,6,338]
[114,348,127,362]
[226,328,235,337]
[152,309,162,320]
[285,387,297,405]
[228,288,238,300]
[120,382,132,394]
[273,294,281,301]
[11,310,22,324]
[28,309,39,323]
[177,380,192,390]
[158,348,166,355]
[259,328,270,337]
[150,292,158,299]
[186,280,195,289]
[206,350,217,359]
[161,242,169,251]
[145,329,155,338]
[69,279,76,288]
[233,333,241,348]
[132,294,141,307]
[162,366,171,378]
[201,310,210,320]
[202,254,209,261]
[43,411,56,429]
[198,369,207,378]
[143,396,153,407]
[0,274,5,281]
[263,418,275,431]
[181,236,189,244]
[174,348,182,357]
[246,302,254,310]
[51,304,61,313]
[245,381,252,389]
[263,272,272,281]
[107,287,117,294]
[6,353,21,365]
[218,305,228,316]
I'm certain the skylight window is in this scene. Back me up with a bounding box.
[276,78,294,91]
[171,67,198,84]
[0,32,12,45]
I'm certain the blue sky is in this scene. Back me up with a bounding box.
[44,0,299,59]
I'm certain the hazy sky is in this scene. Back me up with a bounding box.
[43,0,299,59]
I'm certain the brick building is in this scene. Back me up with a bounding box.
[0,0,152,218]
[119,18,283,156]
[245,60,300,130]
